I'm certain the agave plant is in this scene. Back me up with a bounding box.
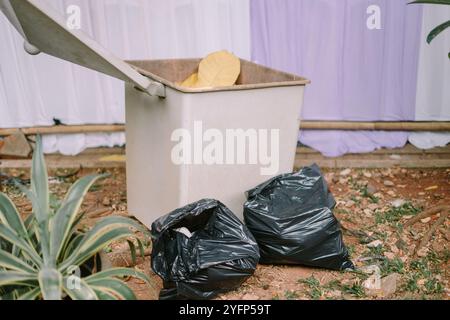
[409,0,450,59]
[0,136,151,300]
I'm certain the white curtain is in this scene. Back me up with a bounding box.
[0,0,251,155]
[409,4,450,149]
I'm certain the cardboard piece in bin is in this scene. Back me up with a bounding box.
[186,50,241,89]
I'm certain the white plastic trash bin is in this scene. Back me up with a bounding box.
[1,0,309,227]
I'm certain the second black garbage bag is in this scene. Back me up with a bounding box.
[244,164,354,270]
[151,199,260,300]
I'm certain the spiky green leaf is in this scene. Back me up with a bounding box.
[0,193,28,239]
[50,174,106,264]
[127,240,137,265]
[426,20,450,43]
[85,267,150,284]
[408,0,450,5]
[61,228,137,270]
[38,267,62,300]
[0,224,41,266]
[30,135,49,223]
[14,183,50,264]
[0,271,36,287]
[89,278,136,300]
[0,250,37,273]
[76,216,148,253]
[137,238,145,259]
[93,289,117,300]
[17,287,41,300]
[62,233,84,261]
[60,216,148,270]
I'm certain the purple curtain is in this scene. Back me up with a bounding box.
[250,0,423,157]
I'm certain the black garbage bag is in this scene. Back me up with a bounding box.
[151,199,260,300]
[244,164,354,270]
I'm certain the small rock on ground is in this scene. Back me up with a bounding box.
[363,171,372,178]
[242,293,260,300]
[391,199,406,208]
[384,252,396,260]
[0,132,32,158]
[420,217,431,224]
[417,247,429,257]
[380,273,399,297]
[364,273,399,298]
[345,200,356,208]
[384,180,395,187]
[367,240,383,248]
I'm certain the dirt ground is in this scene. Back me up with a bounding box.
[1,166,449,300]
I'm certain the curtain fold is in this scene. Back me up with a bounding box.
[0,0,251,155]
[408,4,450,150]
[250,0,423,157]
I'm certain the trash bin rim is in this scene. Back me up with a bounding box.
[128,58,310,94]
